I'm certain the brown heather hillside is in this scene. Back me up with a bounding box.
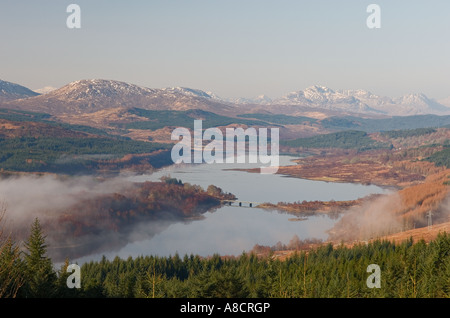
[0,118,91,139]
[250,128,450,255]
[373,127,450,149]
[268,221,450,261]
[396,170,450,222]
[371,221,450,245]
[55,107,147,130]
[275,148,446,188]
[326,169,450,242]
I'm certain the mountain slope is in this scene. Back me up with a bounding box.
[3,79,235,116]
[3,79,450,117]
[391,93,450,115]
[269,86,450,116]
[439,96,450,107]
[0,79,40,102]
[273,86,380,114]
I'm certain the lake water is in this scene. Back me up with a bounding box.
[74,156,389,263]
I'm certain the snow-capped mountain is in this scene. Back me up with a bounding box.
[229,95,273,105]
[161,87,274,106]
[33,86,58,95]
[4,79,235,115]
[52,79,159,100]
[272,85,381,114]
[258,85,450,116]
[439,96,450,108]
[339,90,450,115]
[0,79,40,102]
[3,78,450,117]
[162,87,215,100]
[389,93,450,115]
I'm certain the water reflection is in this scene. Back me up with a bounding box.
[73,156,388,263]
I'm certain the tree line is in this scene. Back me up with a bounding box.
[0,217,79,298]
[1,213,449,298]
[0,137,169,173]
[281,130,390,151]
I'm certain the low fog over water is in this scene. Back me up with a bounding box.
[0,156,390,263]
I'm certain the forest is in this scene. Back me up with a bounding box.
[121,108,269,131]
[0,108,176,174]
[237,113,317,125]
[0,137,170,173]
[321,114,450,132]
[1,216,449,298]
[381,128,437,139]
[281,130,389,151]
[426,147,450,169]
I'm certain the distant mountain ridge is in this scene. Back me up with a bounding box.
[1,78,449,117]
[163,84,450,116]
[269,86,450,116]
[1,79,235,115]
[0,79,40,102]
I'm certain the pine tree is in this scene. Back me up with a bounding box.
[55,259,81,297]
[22,218,57,298]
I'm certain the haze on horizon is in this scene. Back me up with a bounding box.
[1,0,449,100]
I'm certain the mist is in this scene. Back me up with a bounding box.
[0,173,233,263]
[0,175,130,226]
[328,189,450,243]
[0,174,156,262]
[327,192,404,242]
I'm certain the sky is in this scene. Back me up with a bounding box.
[1,0,450,99]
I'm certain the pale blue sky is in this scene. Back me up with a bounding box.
[1,0,449,99]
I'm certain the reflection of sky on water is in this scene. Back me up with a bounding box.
[74,156,389,263]
[129,156,389,203]
[75,207,336,263]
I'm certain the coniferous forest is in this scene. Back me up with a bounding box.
[1,217,449,298]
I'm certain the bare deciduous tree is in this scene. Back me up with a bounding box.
[0,203,24,298]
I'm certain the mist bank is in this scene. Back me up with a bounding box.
[327,171,450,242]
[0,174,233,262]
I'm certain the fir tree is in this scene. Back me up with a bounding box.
[55,259,81,298]
[22,218,57,298]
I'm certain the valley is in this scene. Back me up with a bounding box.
[0,78,449,299]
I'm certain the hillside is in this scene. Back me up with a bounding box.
[0,108,171,174]
[372,221,450,245]
[281,130,390,151]
[2,78,450,145]
[2,79,236,116]
[0,79,40,102]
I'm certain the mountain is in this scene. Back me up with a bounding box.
[390,93,450,116]
[262,85,450,116]
[161,87,215,99]
[438,96,450,108]
[33,86,58,95]
[340,90,450,116]
[272,85,381,114]
[0,79,40,102]
[160,87,276,106]
[229,95,273,105]
[2,79,449,117]
[3,79,235,115]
